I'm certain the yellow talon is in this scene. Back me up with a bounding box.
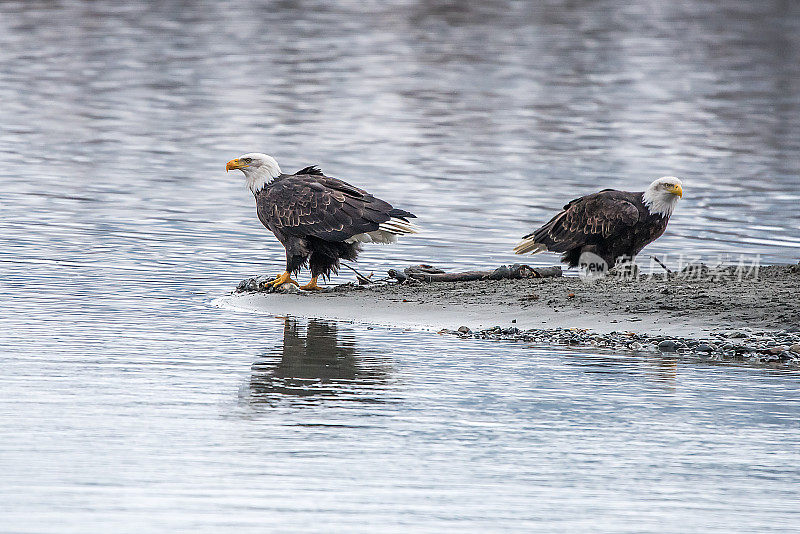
[267,271,299,288]
[299,277,322,291]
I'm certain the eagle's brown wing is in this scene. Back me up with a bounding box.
[256,173,414,243]
[525,190,641,253]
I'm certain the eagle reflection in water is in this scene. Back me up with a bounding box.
[246,318,391,405]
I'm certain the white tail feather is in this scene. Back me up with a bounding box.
[345,217,419,245]
[513,236,548,255]
[378,217,420,235]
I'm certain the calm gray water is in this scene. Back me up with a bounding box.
[1,1,799,532]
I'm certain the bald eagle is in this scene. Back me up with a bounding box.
[226,153,418,290]
[514,177,683,269]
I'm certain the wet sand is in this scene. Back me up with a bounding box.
[220,265,800,338]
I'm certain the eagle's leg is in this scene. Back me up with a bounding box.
[299,277,322,291]
[609,256,639,278]
[267,271,299,288]
[271,249,306,288]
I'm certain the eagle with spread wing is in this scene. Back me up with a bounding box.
[226,153,417,290]
[514,177,683,269]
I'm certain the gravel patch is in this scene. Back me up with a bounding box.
[437,325,800,367]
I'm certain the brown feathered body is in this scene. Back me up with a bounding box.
[515,189,670,268]
[255,166,416,279]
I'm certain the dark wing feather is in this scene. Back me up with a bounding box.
[295,165,324,176]
[257,174,413,243]
[529,190,640,252]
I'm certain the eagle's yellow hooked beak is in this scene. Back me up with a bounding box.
[226,158,242,172]
[672,183,683,198]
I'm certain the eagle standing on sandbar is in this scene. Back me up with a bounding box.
[226,153,418,290]
[513,177,683,269]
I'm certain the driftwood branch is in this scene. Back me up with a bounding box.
[649,255,672,274]
[388,264,561,283]
[340,262,374,284]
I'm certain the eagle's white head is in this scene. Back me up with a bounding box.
[226,153,282,194]
[643,176,683,217]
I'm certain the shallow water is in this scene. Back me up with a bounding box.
[1,1,799,532]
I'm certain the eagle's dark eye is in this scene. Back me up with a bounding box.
[243,158,252,164]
